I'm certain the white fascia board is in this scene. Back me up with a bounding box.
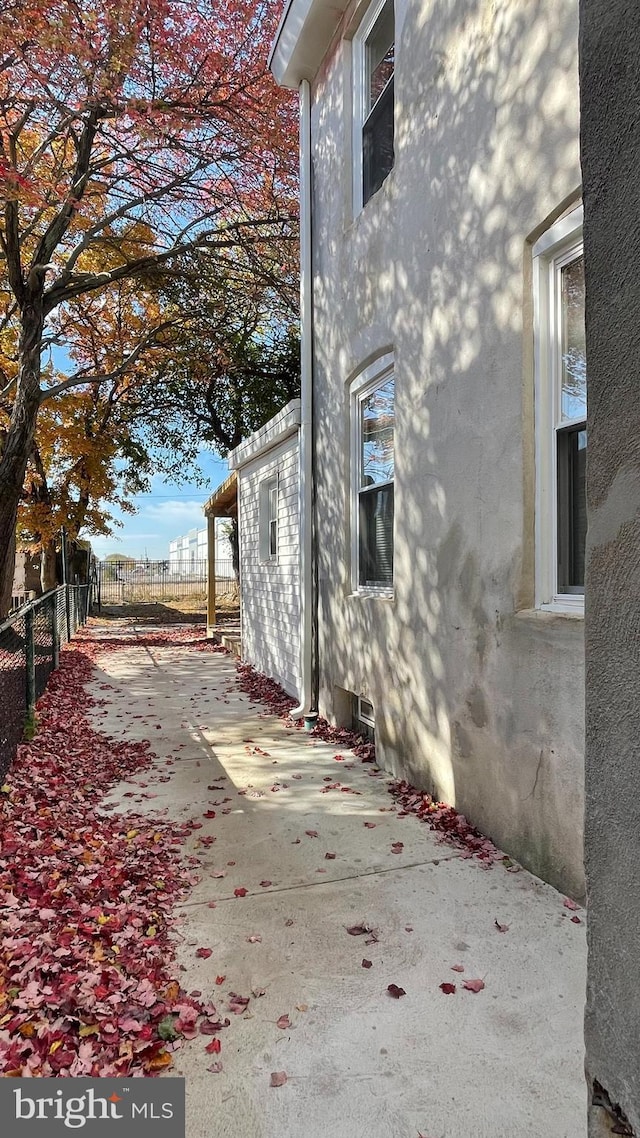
[269,0,349,88]
[228,400,302,471]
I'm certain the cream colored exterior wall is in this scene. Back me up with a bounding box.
[308,0,585,895]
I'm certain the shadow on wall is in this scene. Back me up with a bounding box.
[311,0,583,892]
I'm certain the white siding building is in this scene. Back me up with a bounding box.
[169,523,232,573]
[228,400,301,700]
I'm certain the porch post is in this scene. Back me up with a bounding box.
[206,513,217,637]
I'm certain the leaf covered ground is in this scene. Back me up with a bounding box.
[0,627,225,1077]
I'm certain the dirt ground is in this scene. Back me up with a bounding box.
[96,595,239,625]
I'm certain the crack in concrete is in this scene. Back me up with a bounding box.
[177,852,464,908]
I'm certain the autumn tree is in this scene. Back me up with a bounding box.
[0,0,297,614]
[141,246,300,457]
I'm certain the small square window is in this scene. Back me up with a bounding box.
[353,0,395,211]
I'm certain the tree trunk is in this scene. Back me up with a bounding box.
[0,301,44,617]
[40,539,58,593]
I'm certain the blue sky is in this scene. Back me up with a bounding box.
[89,450,229,560]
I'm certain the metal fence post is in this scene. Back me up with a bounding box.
[25,606,36,718]
[52,593,60,668]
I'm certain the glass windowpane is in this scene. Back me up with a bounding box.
[359,483,394,587]
[366,0,394,112]
[557,426,587,592]
[363,80,394,204]
[561,255,587,421]
[361,376,394,487]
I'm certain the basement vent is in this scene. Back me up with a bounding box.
[352,694,375,741]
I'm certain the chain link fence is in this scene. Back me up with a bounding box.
[0,584,91,780]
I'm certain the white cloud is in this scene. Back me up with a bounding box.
[143,500,207,527]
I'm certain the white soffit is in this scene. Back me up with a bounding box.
[269,0,350,88]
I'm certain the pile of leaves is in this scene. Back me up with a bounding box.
[0,629,222,1077]
[388,780,501,864]
[236,662,297,718]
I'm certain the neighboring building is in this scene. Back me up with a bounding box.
[169,523,233,574]
[270,1,585,896]
[581,3,640,1134]
[227,400,302,700]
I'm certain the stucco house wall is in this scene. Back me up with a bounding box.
[229,402,302,700]
[303,0,584,896]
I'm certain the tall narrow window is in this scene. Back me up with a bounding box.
[556,254,587,593]
[268,480,278,559]
[534,206,586,609]
[351,356,395,591]
[259,476,278,562]
[353,0,395,211]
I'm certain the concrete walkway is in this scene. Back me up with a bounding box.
[87,623,587,1138]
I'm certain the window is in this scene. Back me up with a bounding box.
[534,206,586,610]
[353,0,395,211]
[259,476,278,561]
[351,355,395,591]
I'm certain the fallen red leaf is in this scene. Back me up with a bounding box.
[234,887,248,898]
[259,880,272,888]
[563,897,579,911]
[451,964,465,973]
[439,983,456,995]
[205,1039,221,1054]
[196,947,212,959]
[462,979,485,993]
[391,842,404,854]
[325,852,336,860]
[215,976,226,986]
[270,1071,287,1087]
[494,920,509,933]
[362,959,373,969]
[387,984,406,999]
[363,822,376,829]
[305,830,318,838]
[346,924,368,936]
[276,1014,291,1029]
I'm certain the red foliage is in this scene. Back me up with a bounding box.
[235,662,297,718]
[0,627,228,1077]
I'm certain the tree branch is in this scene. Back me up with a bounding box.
[38,321,176,402]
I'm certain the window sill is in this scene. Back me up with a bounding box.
[517,603,584,621]
[348,588,394,601]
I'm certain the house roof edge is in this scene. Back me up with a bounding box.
[269,0,349,88]
[228,399,302,470]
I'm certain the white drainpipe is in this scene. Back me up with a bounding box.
[291,78,314,721]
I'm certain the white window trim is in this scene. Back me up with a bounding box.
[259,474,279,563]
[349,352,395,597]
[533,204,585,615]
[352,0,393,217]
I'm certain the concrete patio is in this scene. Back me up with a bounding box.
[86,621,587,1138]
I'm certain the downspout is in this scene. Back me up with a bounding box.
[291,78,315,722]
